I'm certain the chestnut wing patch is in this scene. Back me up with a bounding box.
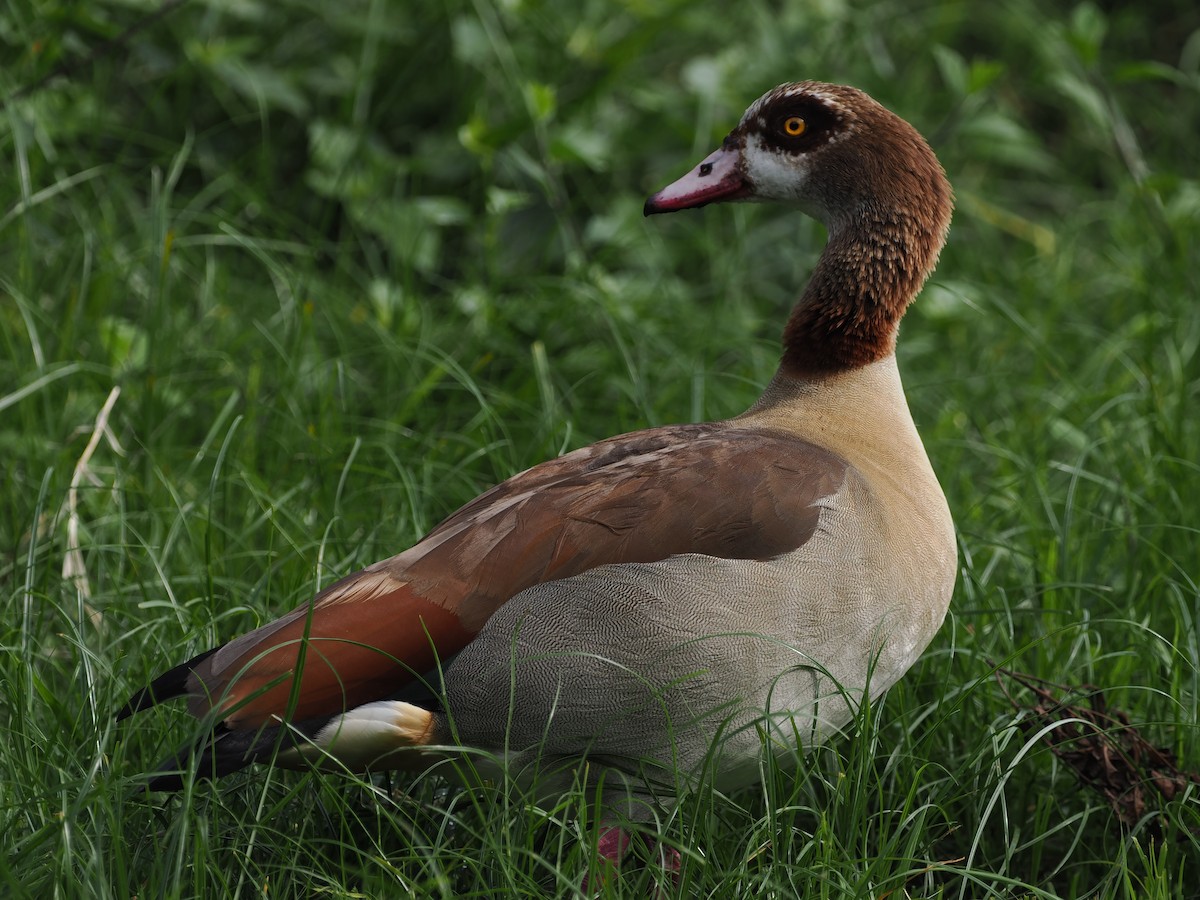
[403,424,847,614]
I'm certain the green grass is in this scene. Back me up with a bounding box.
[3,0,1199,896]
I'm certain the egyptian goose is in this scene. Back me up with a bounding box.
[120,81,956,843]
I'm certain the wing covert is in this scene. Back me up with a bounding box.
[185,423,849,729]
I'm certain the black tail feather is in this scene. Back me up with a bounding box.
[122,651,447,789]
[144,722,274,791]
[116,647,218,721]
[141,714,338,791]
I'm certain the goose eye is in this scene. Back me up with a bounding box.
[782,116,806,137]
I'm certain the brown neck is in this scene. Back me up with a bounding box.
[781,203,947,379]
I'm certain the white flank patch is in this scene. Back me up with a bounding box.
[289,700,433,768]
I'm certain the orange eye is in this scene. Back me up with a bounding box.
[783,116,806,136]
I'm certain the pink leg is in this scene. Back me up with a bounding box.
[597,825,633,865]
[655,841,681,876]
[649,840,682,898]
[582,825,632,894]
[582,828,684,896]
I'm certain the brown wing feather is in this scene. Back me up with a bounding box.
[187,422,848,730]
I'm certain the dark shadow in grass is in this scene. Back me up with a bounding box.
[994,664,1200,839]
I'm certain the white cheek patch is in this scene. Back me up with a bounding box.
[743,134,814,202]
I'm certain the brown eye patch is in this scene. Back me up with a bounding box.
[757,95,842,153]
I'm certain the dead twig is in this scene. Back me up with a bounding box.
[62,385,124,630]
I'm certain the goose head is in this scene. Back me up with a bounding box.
[646,81,953,376]
[645,81,951,236]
